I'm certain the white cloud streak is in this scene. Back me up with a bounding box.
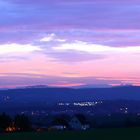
[40,33,55,42]
[53,41,140,54]
[0,43,41,55]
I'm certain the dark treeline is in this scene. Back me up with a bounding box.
[1,113,140,133]
[0,113,31,133]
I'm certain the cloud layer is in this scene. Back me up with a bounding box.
[0,0,140,87]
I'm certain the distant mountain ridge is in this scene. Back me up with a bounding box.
[0,86,140,114]
[0,85,140,102]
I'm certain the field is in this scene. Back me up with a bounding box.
[1,128,140,140]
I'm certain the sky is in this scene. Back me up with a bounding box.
[0,0,140,88]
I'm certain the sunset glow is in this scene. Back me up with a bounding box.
[0,0,140,88]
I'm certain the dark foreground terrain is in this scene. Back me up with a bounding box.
[1,127,140,140]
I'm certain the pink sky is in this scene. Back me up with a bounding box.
[0,0,140,88]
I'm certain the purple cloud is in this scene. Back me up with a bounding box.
[1,0,140,30]
[46,51,106,63]
[0,74,122,88]
[0,0,140,46]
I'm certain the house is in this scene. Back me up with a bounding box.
[68,115,90,130]
[48,125,66,131]
[48,114,90,131]
[32,124,48,132]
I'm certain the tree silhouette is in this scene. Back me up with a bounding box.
[125,118,135,128]
[75,114,87,124]
[0,113,12,132]
[14,114,31,132]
